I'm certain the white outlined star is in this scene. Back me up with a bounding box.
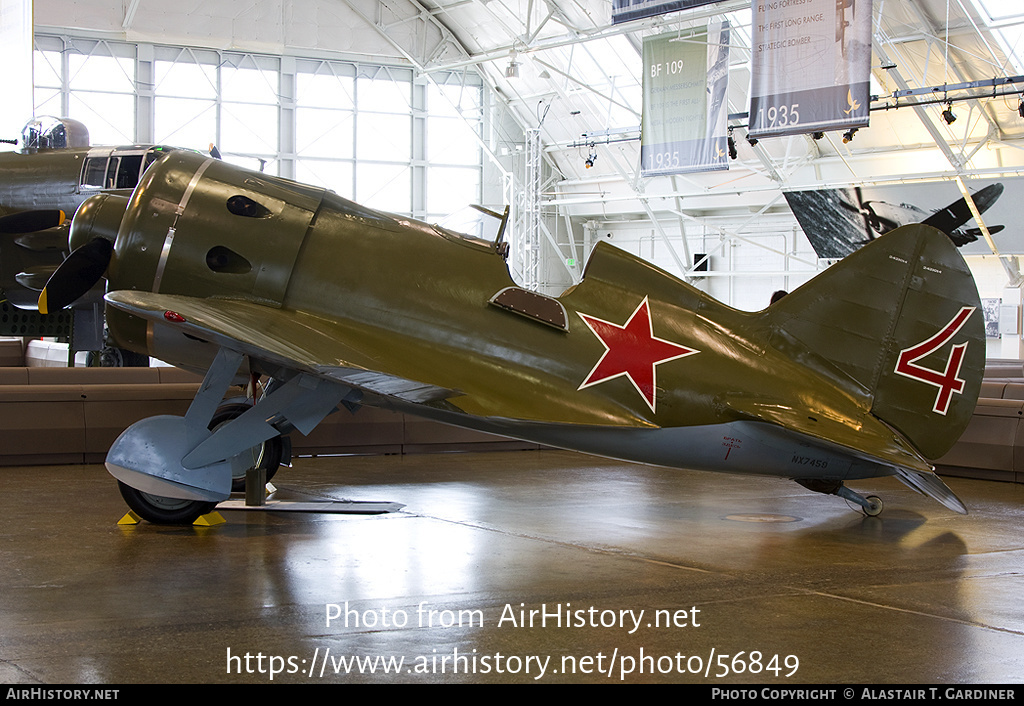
[578,297,698,413]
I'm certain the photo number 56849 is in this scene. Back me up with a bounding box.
[756,103,800,129]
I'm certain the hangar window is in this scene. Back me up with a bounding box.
[226,195,272,219]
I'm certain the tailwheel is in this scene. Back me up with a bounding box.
[118,481,217,525]
[209,403,283,492]
[795,478,885,517]
[863,495,884,517]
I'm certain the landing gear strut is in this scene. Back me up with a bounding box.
[796,479,884,517]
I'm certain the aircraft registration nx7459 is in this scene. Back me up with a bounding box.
[40,149,985,524]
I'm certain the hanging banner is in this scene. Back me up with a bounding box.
[748,0,871,138]
[613,0,719,25]
[641,22,730,177]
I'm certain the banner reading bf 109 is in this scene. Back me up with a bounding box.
[641,22,730,177]
[748,0,871,139]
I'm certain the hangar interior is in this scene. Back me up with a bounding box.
[2,0,1024,686]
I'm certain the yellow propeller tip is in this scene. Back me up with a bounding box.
[38,289,49,315]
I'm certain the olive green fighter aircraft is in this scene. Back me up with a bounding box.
[39,149,985,524]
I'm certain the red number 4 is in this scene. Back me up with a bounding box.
[894,307,975,415]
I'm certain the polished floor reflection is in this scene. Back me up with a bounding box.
[1,449,1023,684]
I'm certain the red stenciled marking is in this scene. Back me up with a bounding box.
[894,306,974,415]
[722,436,742,460]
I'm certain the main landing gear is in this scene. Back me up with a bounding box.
[796,479,884,517]
[118,481,217,525]
[107,348,348,525]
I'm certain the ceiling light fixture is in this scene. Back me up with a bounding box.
[1018,96,1024,119]
[842,128,858,143]
[584,143,597,169]
[942,102,956,124]
[505,50,520,79]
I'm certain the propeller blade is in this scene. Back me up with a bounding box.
[14,224,70,251]
[209,143,222,160]
[15,265,60,291]
[0,209,66,234]
[38,238,113,314]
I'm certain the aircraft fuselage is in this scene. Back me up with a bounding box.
[98,151,943,487]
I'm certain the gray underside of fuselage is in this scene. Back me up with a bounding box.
[383,401,898,483]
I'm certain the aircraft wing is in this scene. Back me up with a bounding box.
[921,183,1004,239]
[104,290,460,405]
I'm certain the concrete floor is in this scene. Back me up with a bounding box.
[1,449,1023,685]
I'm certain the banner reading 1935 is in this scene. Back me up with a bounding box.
[641,22,730,177]
[748,0,871,139]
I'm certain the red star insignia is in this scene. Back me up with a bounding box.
[578,297,698,413]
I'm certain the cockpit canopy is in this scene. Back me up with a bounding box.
[20,117,90,153]
[435,204,510,261]
[437,205,508,244]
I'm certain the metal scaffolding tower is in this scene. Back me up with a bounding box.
[516,127,543,290]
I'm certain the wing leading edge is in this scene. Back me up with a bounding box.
[104,290,460,405]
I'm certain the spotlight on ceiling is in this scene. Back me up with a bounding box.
[584,144,597,169]
[1018,97,1024,119]
[842,128,858,143]
[942,102,956,124]
[505,60,520,79]
[812,132,824,140]
[727,135,738,160]
[746,135,758,147]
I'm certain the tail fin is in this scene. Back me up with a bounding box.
[767,223,984,462]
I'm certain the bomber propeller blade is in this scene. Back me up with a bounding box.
[38,237,113,314]
[0,209,66,234]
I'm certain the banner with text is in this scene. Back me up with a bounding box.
[748,0,871,138]
[613,0,719,25]
[641,23,730,177]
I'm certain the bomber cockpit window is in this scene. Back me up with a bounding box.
[143,147,174,171]
[226,195,272,218]
[81,157,108,188]
[107,154,145,189]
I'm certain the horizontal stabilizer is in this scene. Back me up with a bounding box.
[894,468,967,515]
[722,395,933,474]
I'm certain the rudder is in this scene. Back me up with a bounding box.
[767,223,984,461]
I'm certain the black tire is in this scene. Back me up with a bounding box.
[86,346,150,367]
[118,481,216,525]
[209,403,283,492]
